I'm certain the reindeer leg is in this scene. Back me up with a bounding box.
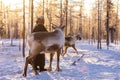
[31,58,39,75]
[62,46,68,56]
[72,45,79,55]
[23,55,38,77]
[55,49,62,71]
[23,56,29,77]
[48,53,54,72]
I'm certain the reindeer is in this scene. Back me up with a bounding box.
[62,34,81,56]
[23,24,65,77]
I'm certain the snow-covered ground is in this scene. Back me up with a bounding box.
[0,39,120,80]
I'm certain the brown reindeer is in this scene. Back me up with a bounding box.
[23,25,65,77]
[62,34,81,56]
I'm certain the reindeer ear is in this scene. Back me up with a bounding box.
[61,25,65,29]
[52,23,57,29]
[52,26,56,29]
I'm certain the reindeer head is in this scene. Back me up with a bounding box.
[52,24,65,31]
[76,34,82,40]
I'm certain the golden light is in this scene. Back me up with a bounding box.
[1,0,96,16]
[72,0,95,16]
[84,0,95,10]
[73,6,80,11]
[2,0,21,5]
[84,0,95,16]
[1,0,23,10]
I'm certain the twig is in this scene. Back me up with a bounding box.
[72,54,85,65]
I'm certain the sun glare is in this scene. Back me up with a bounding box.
[2,0,22,5]
[72,0,95,16]
[1,0,95,15]
[84,0,95,16]
[2,0,23,9]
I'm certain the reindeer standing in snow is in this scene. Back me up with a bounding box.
[62,34,81,56]
[23,25,65,77]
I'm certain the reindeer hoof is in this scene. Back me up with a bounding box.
[40,68,47,72]
[55,68,62,72]
[22,73,26,77]
[47,67,52,72]
[35,71,39,75]
[61,53,65,56]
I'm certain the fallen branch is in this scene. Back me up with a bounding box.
[71,54,85,65]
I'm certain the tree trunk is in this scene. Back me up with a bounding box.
[106,0,110,49]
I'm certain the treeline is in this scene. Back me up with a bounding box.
[0,0,119,45]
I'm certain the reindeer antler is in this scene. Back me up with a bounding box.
[51,23,57,27]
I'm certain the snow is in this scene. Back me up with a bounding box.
[0,39,120,80]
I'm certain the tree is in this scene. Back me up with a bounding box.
[105,0,115,48]
[46,0,53,31]
[22,0,25,57]
[79,0,84,38]
[65,0,68,36]
[97,0,102,49]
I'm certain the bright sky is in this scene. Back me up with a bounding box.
[2,0,22,5]
[84,0,95,16]
[1,0,96,16]
[1,0,31,10]
[84,0,95,11]
[72,0,95,16]
[1,0,23,9]
[1,0,95,9]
